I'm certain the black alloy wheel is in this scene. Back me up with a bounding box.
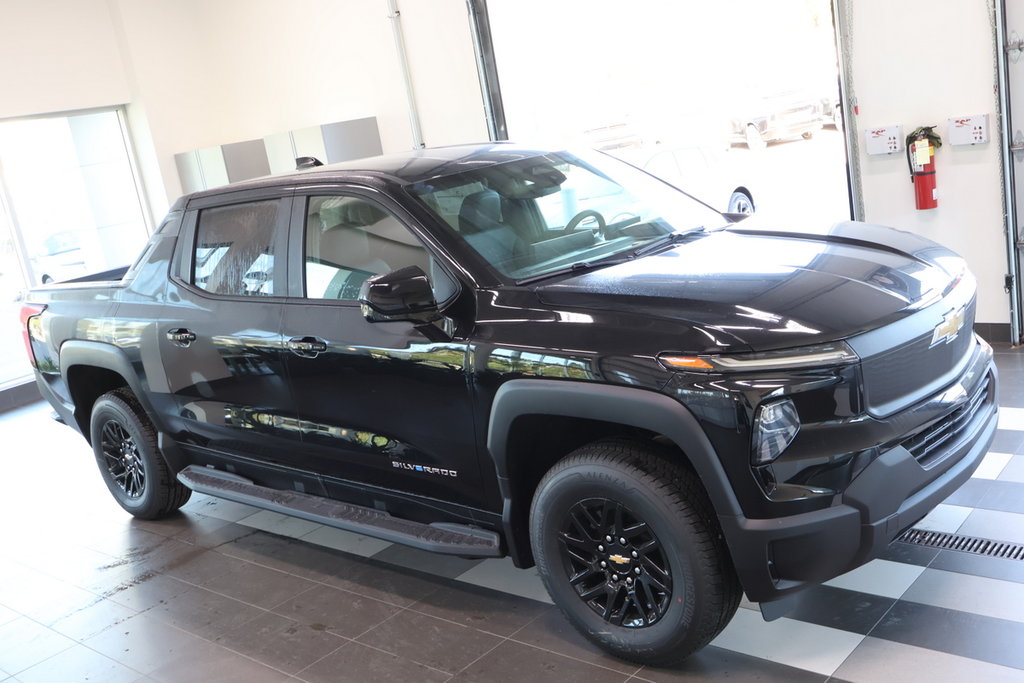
[100,420,146,498]
[90,389,191,519]
[530,439,741,666]
[560,497,672,628]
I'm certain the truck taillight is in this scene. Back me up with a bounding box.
[20,303,46,363]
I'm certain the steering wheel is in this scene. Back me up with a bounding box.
[610,212,641,226]
[562,209,607,236]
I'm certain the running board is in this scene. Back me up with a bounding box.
[176,465,502,558]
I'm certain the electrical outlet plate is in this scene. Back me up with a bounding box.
[864,125,903,155]
[948,114,989,145]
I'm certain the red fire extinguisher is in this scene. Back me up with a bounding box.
[906,126,942,210]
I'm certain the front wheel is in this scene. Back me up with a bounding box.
[90,389,191,519]
[727,190,754,215]
[530,440,740,666]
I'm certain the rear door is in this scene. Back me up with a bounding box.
[279,189,487,508]
[160,190,310,483]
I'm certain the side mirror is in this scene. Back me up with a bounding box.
[358,265,441,324]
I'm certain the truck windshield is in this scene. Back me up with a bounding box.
[408,150,723,282]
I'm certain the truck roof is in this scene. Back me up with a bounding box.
[171,141,551,210]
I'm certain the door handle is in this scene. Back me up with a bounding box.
[288,336,328,358]
[166,328,197,347]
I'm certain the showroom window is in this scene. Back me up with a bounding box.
[485,0,850,223]
[0,107,150,386]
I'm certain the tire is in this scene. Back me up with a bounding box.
[727,190,754,215]
[802,130,815,140]
[530,440,741,666]
[90,389,191,519]
[744,124,766,151]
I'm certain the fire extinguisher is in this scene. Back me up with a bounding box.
[905,125,942,210]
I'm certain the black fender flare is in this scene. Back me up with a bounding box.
[60,340,149,413]
[58,340,188,471]
[487,379,743,519]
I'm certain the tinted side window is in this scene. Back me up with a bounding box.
[304,195,443,300]
[193,200,281,296]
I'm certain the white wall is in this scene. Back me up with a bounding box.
[0,0,1011,325]
[0,0,488,217]
[846,0,1008,324]
[0,0,131,115]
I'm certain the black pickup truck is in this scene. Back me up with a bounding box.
[20,144,997,665]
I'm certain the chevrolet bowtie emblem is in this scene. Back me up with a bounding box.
[930,306,966,347]
[608,554,630,566]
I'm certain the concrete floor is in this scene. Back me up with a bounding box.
[0,346,1023,682]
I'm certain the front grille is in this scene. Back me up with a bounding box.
[900,374,992,465]
[861,304,975,413]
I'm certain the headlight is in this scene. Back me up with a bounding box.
[659,341,858,372]
[752,398,800,465]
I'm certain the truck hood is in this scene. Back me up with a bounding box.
[534,220,965,353]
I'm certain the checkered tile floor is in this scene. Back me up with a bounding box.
[1,345,1023,681]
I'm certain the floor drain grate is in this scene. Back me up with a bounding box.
[896,528,1024,560]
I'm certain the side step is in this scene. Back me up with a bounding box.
[177,465,502,558]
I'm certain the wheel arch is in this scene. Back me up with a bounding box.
[728,187,755,214]
[58,341,187,472]
[487,380,743,567]
[60,341,147,437]
[733,186,753,203]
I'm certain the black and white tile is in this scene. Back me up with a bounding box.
[0,346,1023,681]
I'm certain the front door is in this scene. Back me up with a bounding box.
[280,191,486,508]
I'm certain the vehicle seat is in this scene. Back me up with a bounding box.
[313,198,391,298]
[501,196,548,243]
[457,189,530,271]
[458,189,502,235]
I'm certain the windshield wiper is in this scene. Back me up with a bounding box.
[569,254,634,271]
[514,253,634,285]
[514,228,705,285]
[630,228,704,258]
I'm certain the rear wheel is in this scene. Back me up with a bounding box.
[530,440,741,666]
[90,389,191,519]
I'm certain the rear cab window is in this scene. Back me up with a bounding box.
[191,200,287,296]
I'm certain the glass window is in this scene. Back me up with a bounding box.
[0,205,30,384]
[193,201,282,296]
[304,196,440,301]
[0,110,150,285]
[409,149,722,282]
[487,0,850,222]
[0,107,150,386]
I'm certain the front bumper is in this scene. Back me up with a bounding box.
[718,343,997,605]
